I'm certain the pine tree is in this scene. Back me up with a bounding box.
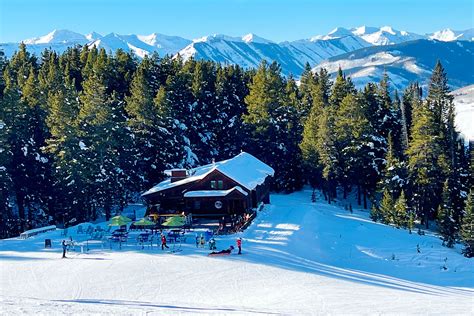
[165,65,198,167]
[401,83,421,149]
[370,204,383,222]
[379,134,406,200]
[460,190,474,257]
[407,98,444,227]
[379,188,395,224]
[214,65,248,159]
[437,180,456,247]
[335,93,376,207]
[329,67,351,108]
[315,106,339,202]
[44,78,83,222]
[394,190,408,228]
[300,94,324,190]
[299,62,317,119]
[244,61,302,191]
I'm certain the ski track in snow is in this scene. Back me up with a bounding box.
[1,190,473,315]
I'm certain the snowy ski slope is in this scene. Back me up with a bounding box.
[0,190,472,314]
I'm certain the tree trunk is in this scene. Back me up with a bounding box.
[363,188,367,209]
[16,193,26,231]
[357,185,361,206]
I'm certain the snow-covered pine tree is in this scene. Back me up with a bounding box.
[189,60,218,162]
[164,62,198,167]
[125,56,168,188]
[378,134,407,201]
[334,93,376,208]
[244,61,302,191]
[2,45,53,229]
[407,95,444,228]
[270,76,304,192]
[214,65,248,159]
[44,77,83,223]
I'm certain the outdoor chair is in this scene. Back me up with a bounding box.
[137,234,149,249]
[86,225,94,235]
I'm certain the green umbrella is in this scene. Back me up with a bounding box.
[108,218,129,226]
[162,216,185,227]
[111,215,132,222]
[133,218,155,226]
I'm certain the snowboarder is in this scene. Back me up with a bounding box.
[61,240,67,258]
[209,246,234,256]
[161,234,169,250]
[237,237,242,255]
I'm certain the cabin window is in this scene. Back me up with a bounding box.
[210,181,217,189]
[218,180,224,189]
[194,201,201,210]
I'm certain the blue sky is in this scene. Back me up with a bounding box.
[1,0,473,42]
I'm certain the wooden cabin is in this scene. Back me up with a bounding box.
[141,152,274,218]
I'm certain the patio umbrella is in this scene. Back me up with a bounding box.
[108,218,130,226]
[133,218,155,226]
[110,215,132,222]
[162,216,185,227]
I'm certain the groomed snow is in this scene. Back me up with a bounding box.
[1,190,472,314]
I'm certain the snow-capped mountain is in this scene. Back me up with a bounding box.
[87,32,191,58]
[1,26,472,80]
[178,33,369,75]
[23,29,89,45]
[428,28,474,42]
[312,26,424,45]
[1,30,191,60]
[314,40,474,90]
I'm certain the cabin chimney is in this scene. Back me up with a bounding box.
[170,169,187,183]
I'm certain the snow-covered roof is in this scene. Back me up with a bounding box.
[183,186,248,198]
[142,152,274,196]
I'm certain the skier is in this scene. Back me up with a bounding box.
[209,245,234,256]
[161,234,169,250]
[61,240,67,258]
[200,235,205,248]
[237,237,242,255]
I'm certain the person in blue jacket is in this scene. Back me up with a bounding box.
[62,240,67,258]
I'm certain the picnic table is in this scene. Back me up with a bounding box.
[20,225,56,239]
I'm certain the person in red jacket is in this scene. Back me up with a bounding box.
[161,234,169,250]
[236,237,242,255]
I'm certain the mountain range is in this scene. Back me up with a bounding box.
[1,26,473,89]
